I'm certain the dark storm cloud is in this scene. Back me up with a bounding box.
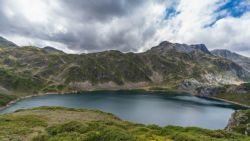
[1,0,249,56]
[0,0,158,52]
[0,0,56,41]
[51,0,155,52]
[58,0,144,22]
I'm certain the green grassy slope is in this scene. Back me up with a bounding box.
[0,42,249,98]
[215,83,250,106]
[0,93,16,107]
[0,106,249,141]
[216,93,250,106]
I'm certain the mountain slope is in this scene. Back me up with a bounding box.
[0,41,249,96]
[0,36,18,48]
[212,49,250,72]
[145,41,250,86]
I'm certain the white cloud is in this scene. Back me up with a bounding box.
[5,0,50,23]
[0,0,250,57]
[152,0,250,57]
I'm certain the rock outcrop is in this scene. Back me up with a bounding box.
[226,110,250,136]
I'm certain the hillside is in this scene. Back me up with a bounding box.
[195,83,250,106]
[0,38,250,141]
[212,49,250,72]
[0,39,249,95]
[215,83,250,106]
[0,37,249,108]
[0,106,249,141]
[226,109,250,136]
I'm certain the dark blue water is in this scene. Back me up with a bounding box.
[0,91,244,129]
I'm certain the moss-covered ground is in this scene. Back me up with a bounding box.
[0,106,249,141]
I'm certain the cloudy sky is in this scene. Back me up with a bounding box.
[0,0,250,56]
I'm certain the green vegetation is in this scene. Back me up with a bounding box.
[226,109,250,136]
[216,93,250,106]
[215,83,250,106]
[0,67,44,93]
[0,106,249,141]
[0,38,250,140]
[0,93,16,106]
[0,42,248,99]
[42,85,66,93]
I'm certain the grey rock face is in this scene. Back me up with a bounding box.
[226,83,250,94]
[149,41,210,54]
[178,78,202,91]
[194,83,250,98]
[195,86,224,97]
[226,111,250,136]
[0,36,18,48]
[191,44,211,54]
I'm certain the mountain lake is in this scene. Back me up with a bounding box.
[0,91,245,129]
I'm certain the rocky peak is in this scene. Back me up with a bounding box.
[148,41,210,54]
[191,44,211,54]
[158,41,172,46]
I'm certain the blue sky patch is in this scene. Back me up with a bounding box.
[206,0,250,27]
[165,7,180,19]
[218,0,249,18]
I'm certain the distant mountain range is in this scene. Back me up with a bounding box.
[0,36,249,96]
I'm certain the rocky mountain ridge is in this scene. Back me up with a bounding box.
[0,36,249,96]
[212,49,250,72]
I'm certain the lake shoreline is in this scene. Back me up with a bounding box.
[202,96,250,109]
[0,89,249,112]
[0,89,242,130]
